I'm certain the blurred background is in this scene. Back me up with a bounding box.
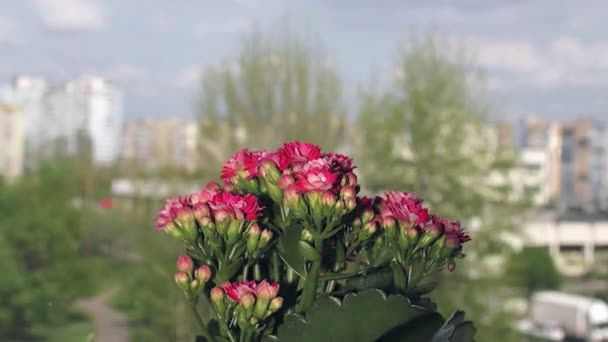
[1,1,608,341]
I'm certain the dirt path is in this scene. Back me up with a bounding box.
[76,289,129,342]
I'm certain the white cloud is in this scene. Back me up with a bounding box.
[468,36,608,89]
[0,16,21,44]
[175,65,202,88]
[34,0,105,31]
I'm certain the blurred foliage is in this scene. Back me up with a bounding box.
[110,203,204,342]
[357,35,528,342]
[0,161,101,339]
[197,29,346,172]
[505,247,562,298]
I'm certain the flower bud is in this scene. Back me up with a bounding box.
[258,229,273,249]
[194,265,212,283]
[322,191,337,208]
[447,258,456,272]
[352,217,362,228]
[192,203,210,220]
[359,221,377,241]
[284,185,301,208]
[345,197,357,211]
[364,220,377,235]
[301,228,314,243]
[215,210,230,235]
[164,222,182,240]
[176,255,194,273]
[246,224,261,253]
[255,280,279,301]
[223,183,235,192]
[176,208,198,242]
[226,219,245,245]
[210,287,226,313]
[240,292,256,317]
[259,159,281,184]
[362,209,375,223]
[340,186,356,200]
[268,297,283,313]
[279,174,295,190]
[174,271,189,290]
[190,279,201,291]
[382,217,397,239]
[418,222,444,249]
[346,172,357,186]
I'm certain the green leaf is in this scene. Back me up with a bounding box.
[390,260,406,291]
[343,267,393,292]
[297,241,320,261]
[269,289,439,342]
[402,281,439,297]
[377,311,445,341]
[430,310,476,342]
[277,225,306,277]
[215,258,243,283]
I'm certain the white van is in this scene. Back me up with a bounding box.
[528,291,608,341]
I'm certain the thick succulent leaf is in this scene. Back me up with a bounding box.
[343,267,393,292]
[268,289,440,342]
[377,311,445,342]
[430,310,476,342]
[277,225,306,277]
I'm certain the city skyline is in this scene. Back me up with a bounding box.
[1,1,608,120]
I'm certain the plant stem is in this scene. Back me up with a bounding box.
[253,263,262,281]
[271,251,280,282]
[242,263,250,280]
[191,302,217,342]
[297,237,323,313]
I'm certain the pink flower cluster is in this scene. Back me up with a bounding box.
[221,280,280,303]
[221,141,357,195]
[154,181,263,242]
[380,191,429,225]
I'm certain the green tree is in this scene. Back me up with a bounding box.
[198,29,346,174]
[506,247,562,298]
[357,36,527,341]
[0,162,97,339]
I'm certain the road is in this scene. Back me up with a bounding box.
[76,289,129,342]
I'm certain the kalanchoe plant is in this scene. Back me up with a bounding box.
[155,142,475,342]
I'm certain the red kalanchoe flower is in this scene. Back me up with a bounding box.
[295,167,338,192]
[255,280,280,301]
[176,255,194,273]
[440,218,471,245]
[221,148,258,182]
[381,191,430,224]
[325,152,354,173]
[190,181,221,205]
[209,191,263,221]
[277,141,322,169]
[155,196,189,230]
[222,280,258,302]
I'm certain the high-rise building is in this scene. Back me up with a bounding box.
[560,119,607,212]
[1,76,48,167]
[2,75,123,166]
[518,117,562,207]
[122,119,199,172]
[0,103,25,181]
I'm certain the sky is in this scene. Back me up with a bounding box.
[1,0,608,121]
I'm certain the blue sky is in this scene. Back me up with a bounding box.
[1,0,607,121]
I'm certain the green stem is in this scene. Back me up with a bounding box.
[253,263,262,281]
[271,251,280,282]
[191,302,217,342]
[297,237,323,313]
[242,263,250,280]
